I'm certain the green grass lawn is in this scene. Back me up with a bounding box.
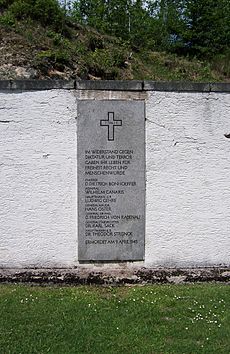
[0,283,229,354]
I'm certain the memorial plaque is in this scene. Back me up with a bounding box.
[78,100,145,261]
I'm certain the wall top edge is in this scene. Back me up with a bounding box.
[0,80,230,92]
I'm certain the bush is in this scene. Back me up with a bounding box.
[0,11,15,26]
[47,30,70,47]
[36,49,70,65]
[2,0,64,30]
[8,1,31,19]
[0,0,14,10]
[86,47,127,79]
[33,0,64,27]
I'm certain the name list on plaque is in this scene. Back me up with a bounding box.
[78,100,145,261]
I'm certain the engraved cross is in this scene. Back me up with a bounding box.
[100,112,122,141]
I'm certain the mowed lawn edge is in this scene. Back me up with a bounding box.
[0,284,229,354]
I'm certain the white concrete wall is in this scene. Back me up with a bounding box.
[0,90,77,267]
[0,88,230,268]
[146,91,230,267]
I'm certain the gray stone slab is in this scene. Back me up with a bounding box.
[0,80,75,91]
[210,83,230,92]
[77,100,145,261]
[75,80,143,91]
[143,81,211,92]
[10,80,75,91]
[0,80,12,90]
[1,80,230,92]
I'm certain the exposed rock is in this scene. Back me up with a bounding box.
[0,64,38,79]
[15,67,38,79]
[48,69,69,80]
[88,74,101,80]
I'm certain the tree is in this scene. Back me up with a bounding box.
[72,0,230,56]
[184,0,230,56]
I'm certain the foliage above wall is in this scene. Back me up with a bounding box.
[72,0,230,56]
[0,0,229,81]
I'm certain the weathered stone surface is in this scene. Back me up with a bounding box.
[0,80,75,91]
[75,80,143,91]
[77,100,145,261]
[210,83,230,92]
[0,267,229,285]
[0,80,230,92]
[143,81,211,92]
[10,79,75,90]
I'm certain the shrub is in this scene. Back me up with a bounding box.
[4,0,64,29]
[8,1,31,20]
[87,47,126,79]
[0,0,14,10]
[47,30,70,47]
[0,11,15,26]
[33,0,64,27]
[36,49,70,65]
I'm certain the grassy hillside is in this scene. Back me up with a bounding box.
[0,3,229,81]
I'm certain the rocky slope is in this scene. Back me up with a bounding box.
[0,19,229,82]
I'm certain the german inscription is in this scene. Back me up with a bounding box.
[78,100,145,261]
